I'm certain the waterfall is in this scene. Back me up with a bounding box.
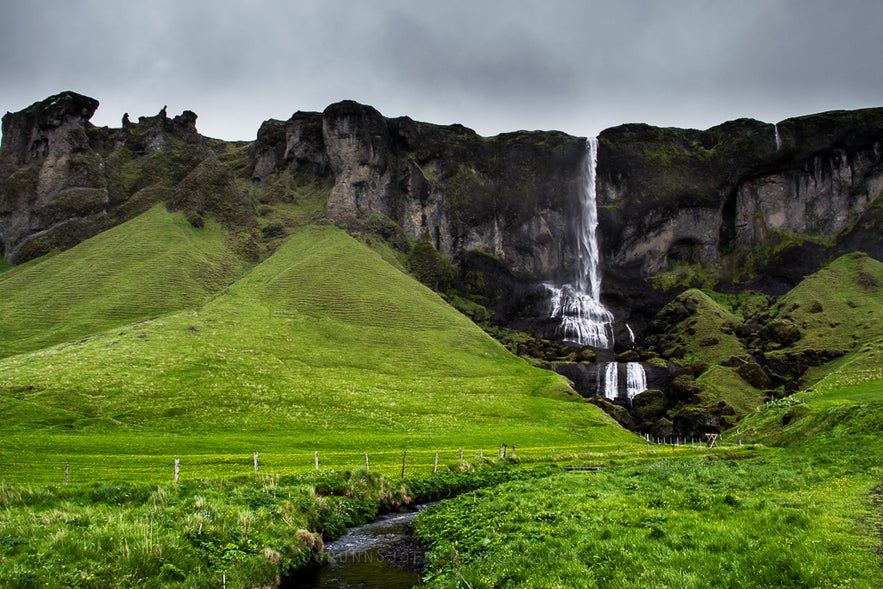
[774,123,783,151]
[625,362,647,400]
[626,323,635,344]
[547,138,614,348]
[547,137,647,401]
[604,362,619,400]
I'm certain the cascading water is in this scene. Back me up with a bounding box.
[603,362,619,400]
[546,138,614,348]
[774,123,783,151]
[625,362,647,400]
[548,138,646,401]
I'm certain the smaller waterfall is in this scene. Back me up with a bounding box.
[625,362,647,400]
[774,123,783,151]
[603,362,619,400]
[626,323,635,344]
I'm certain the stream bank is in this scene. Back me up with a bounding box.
[282,505,432,588]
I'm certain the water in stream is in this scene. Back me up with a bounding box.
[284,507,429,589]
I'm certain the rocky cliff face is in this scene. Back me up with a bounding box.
[0,92,108,263]
[2,92,882,333]
[0,92,244,264]
[252,100,587,284]
[596,111,883,294]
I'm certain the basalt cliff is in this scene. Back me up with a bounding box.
[2,91,882,436]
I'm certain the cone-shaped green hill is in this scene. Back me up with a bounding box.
[0,210,636,482]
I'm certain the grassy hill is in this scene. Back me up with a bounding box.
[770,251,883,353]
[0,205,247,359]
[0,213,638,484]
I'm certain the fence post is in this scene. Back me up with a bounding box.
[365,453,370,471]
[433,452,439,474]
[512,445,516,458]
[401,451,407,478]
[458,448,463,461]
[314,451,319,470]
[174,458,180,482]
[479,448,483,459]
[254,451,259,473]
[64,460,69,485]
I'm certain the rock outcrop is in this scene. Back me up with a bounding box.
[0,92,231,263]
[0,91,108,263]
[596,110,883,295]
[252,100,587,285]
[2,92,881,333]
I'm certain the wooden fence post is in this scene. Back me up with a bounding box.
[314,451,319,470]
[174,458,180,482]
[433,452,439,474]
[401,451,407,478]
[365,453,370,471]
[512,445,516,458]
[458,448,463,460]
[479,448,483,458]
[254,451,259,473]
[64,460,69,485]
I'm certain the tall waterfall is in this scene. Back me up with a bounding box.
[774,123,783,151]
[547,138,614,348]
[548,138,646,401]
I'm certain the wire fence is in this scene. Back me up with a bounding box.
[0,438,739,487]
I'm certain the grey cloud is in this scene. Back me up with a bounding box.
[1,0,882,140]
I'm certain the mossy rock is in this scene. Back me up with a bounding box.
[736,361,773,389]
[633,389,667,423]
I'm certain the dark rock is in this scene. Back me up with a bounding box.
[670,374,704,400]
[0,91,108,263]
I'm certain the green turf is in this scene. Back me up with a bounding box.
[0,205,247,359]
[771,251,883,353]
[0,223,639,484]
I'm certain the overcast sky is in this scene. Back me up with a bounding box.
[2,0,882,141]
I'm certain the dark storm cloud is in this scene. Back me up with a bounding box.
[1,0,882,140]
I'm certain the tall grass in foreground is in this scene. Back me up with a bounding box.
[416,453,883,588]
[0,462,560,588]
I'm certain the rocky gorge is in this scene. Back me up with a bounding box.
[2,91,881,437]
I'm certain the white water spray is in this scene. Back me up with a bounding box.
[774,123,783,151]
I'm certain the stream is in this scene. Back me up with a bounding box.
[283,505,431,588]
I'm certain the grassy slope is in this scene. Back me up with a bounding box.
[416,340,883,588]
[0,222,637,483]
[0,205,247,359]
[771,251,883,353]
